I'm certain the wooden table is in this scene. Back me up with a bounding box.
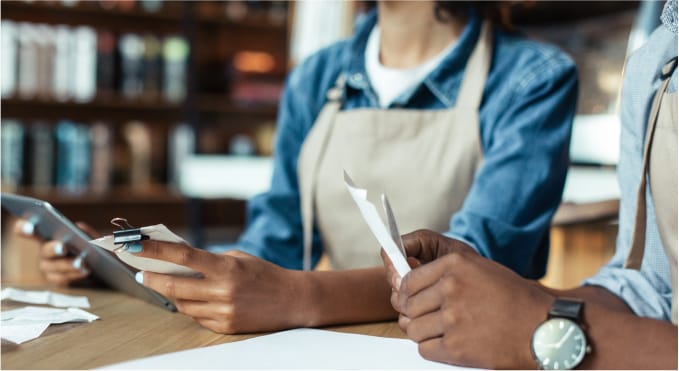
[1,286,405,369]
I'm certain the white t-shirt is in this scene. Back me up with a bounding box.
[365,25,458,108]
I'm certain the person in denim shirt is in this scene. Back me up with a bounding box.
[20,2,577,334]
[383,1,677,368]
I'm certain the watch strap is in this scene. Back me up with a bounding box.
[548,298,583,322]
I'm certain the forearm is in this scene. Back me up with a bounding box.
[532,283,677,369]
[535,283,634,314]
[298,267,398,327]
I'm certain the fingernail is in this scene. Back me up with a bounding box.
[395,277,402,290]
[54,243,65,256]
[73,256,83,270]
[135,271,144,285]
[125,242,143,253]
[22,222,35,235]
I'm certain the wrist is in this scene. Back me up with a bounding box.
[521,285,556,368]
[287,269,319,328]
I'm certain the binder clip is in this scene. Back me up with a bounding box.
[111,217,149,253]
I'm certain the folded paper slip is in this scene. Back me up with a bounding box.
[90,224,200,277]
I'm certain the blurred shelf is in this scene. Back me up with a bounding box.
[0,1,286,34]
[5,186,246,230]
[553,199,619,226]
[1,97,278,123]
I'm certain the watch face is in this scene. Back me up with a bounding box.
[531,318,588,370]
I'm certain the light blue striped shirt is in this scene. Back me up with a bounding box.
[583,0,677,321]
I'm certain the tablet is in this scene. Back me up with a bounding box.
[1,193,176,312]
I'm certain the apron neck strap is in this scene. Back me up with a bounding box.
[455,21,493,109]
[625,57,678,269]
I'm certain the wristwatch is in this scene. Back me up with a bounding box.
[530,298,592,370]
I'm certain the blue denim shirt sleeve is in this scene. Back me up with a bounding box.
[445,54,578,279]
[582,23,676,321]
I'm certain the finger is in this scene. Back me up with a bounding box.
[401,230,443,261]
[44,270,89,286]
[399,254,460,297]
[13,219,42,241]
[134,240,219,273]
[390,289,402,312]
[417,337,447,364]
[406,311,444,342]
[380,249,401,290]
[400,282,444,318]
[175,299,233,320]
[195,317,237,334]
[39,258,88,275]
[398,314,410,332]
[406,257,422,269]
[40,240,68,258]
[139,271,223,301]
[75,222,100,239]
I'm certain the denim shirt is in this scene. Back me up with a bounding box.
[233,10,578,278]
[583,1,678,321]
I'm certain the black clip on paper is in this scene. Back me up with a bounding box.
[111,217,149,252]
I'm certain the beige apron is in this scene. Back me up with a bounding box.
[298,22,492,271]
[625,57,678,324]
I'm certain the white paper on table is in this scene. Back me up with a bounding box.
[1,322,50,344]
[1,306,99,324]
[1,287,91,308]
[343,171,411,277]
[90,224,200,277]
[101,328,480,370]
[1,306,99,344]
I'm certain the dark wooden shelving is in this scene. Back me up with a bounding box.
[8,186,246,232]
[1,97,278,123]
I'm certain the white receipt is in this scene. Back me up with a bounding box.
[1,287,90,308]
[1,306,99,344]
[344,172,411,277]
[90,224,200,277]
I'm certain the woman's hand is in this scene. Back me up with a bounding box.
[383,230,553,369]
[13,219,98,286]
[381,230,474,331]
[133,241,310,334]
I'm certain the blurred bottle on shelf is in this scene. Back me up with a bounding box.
[90,122,113,194]
[73,26,97,102]
[17,23,39,99]
[142,34,162,100]
[55,121,91,194]
[1,20,18,98]
[53,25,73,101]
[1,119,25,192]
[28,121,55,194]
[96,30,117,97]
[123,121,152,190]
[168,123,195,188]
[119,33,145,100]
[35,25,56,100]
[140,0,163,13]
[162,36,189,103]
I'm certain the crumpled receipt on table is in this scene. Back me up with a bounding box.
[90,224,201,277]
[1,306,99,344]
[1,287,90,308]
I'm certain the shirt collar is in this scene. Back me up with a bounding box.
[342,8,483,107]
[661,0,677,35]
